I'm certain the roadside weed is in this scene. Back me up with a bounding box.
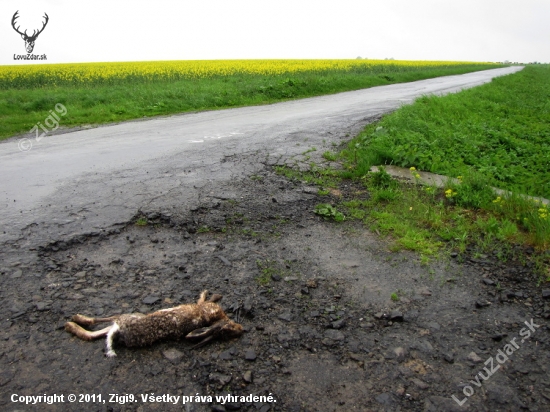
[314,204,345,222]
[135,217,148,226]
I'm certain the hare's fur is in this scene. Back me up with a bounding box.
[65,290,243,357]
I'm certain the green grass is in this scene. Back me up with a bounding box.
[276,65,550,277]
[275,165,341,188]
[341,168,548,269]
[342,65,550,199]
[0,62,501,140]
[135,217,148,226]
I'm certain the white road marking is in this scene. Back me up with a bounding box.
[189,132,243,143]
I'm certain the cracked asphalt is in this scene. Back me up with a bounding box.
[3,66,549,412]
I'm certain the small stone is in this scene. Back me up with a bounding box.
[271,274,282,281]
[417,287,432,296]
[411,339,434,354]
[426,322,440,331]
[211,405,226,412]
[411,378,429,389]
[217,256,231,266]
[209,373,232,385]
[324,329,345,341]
[225,402,241,411]
[10,270,22,279]
[306,279,318,288]
[310,310,320,318]
[81,288,98,294]
[443,353,454,363]
[467,351,483,363]
[542,290,550,300]
[482,278,495,286]
[278,311,293,322]
[243,297,253,313]
[475,300,491,308]
[450,252,458,258]
[142,296,160,305]
[244,350,257,361]
[162,348,184,362]
[331,319,346,329]
[243,370,253,383]
[393,347,407,361]
[301,287,309,295]
[219,350,233,360]
[375,393,392,406]
[35,302,49,311]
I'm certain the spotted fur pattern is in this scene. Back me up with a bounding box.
[65,291,243,357]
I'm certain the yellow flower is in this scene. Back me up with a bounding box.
[0,59,494,87]
[445,189,457,198]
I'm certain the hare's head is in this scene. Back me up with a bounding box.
[186,319,243,348]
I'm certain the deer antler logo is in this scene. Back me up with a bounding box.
[11,11,49,54]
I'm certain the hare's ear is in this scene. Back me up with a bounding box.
[197,290,208,304]
[208,294,223,303]
[186,320,227,349]
[186,320,225,339]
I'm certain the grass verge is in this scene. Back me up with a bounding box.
[277,164,549,280]
[340,65,550,199]
[276,65,550,280]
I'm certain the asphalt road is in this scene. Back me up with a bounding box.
[0,66,522,249]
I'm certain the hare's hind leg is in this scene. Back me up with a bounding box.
[65,322,112,341]
[71,314,119,327]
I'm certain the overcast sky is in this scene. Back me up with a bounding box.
[1,0,548,65]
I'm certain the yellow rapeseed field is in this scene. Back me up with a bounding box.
[0,59,493,88]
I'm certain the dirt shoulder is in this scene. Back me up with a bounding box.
[1,166,549,412]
